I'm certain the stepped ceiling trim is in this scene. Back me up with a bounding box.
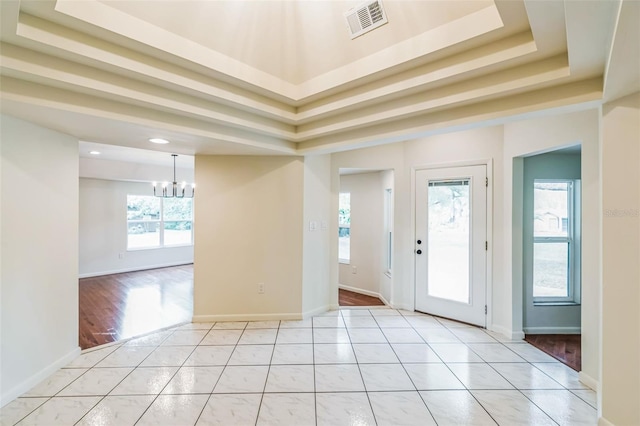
[0,0,625,156]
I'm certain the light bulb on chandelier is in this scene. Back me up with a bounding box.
[152,154,195,198]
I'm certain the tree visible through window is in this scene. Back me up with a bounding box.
[339,193,351,263]
[127,195,193,249]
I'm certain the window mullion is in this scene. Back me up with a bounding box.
[160,198,165,247]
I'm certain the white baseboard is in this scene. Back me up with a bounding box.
[79,261,193,278]
[392,302,415,311]
[379,294,391,307]
[193,312,303,322]
[598,417,614,426]
[1,346,81,408]
[491,324,525,340]
[523,326,581,334]
[303,305,333,319]
[338,284,381,299]
[578,371,598,391]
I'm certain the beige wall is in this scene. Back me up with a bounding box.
[79,178,193,277]
[600,92,640,425]
[0,115,80,405]
[302,154,332,315]
[193,155,304,320]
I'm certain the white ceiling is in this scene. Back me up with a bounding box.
[79,141,194,169]
[0,0,637,160]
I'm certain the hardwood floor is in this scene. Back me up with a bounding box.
[79,264,193,349]
[525,334,581,371]
[339,288,385,306]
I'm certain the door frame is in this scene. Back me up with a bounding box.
[411,159,494,329]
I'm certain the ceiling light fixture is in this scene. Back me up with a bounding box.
[89,150,101,155]
[149,138,170,144]
[153,154,195,198]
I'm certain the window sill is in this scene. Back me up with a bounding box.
[339,260,350,265]
[533,301,580,307]
[127,244,193,252]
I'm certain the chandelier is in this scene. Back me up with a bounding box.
[153,154,195,198]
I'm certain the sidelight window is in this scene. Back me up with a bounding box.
[338,192,351,263]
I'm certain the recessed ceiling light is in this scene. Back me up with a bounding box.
[89,150,101,155]
[149,138,170,144]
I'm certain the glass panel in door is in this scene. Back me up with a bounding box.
[427,180,470,304]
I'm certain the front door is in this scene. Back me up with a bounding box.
[415,165,487,327]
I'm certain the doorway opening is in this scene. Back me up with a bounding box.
[338,168,394,307]
[520,145,582,371]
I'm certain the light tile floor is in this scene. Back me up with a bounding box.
[1,308,597,425]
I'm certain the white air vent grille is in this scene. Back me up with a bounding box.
[345,0,388,40]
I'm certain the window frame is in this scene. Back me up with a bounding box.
[338,192,351,264]
[532,179,581,305]
[126,195,194,251]
[384,188,393,276]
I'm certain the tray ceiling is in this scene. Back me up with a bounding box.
[0,0,630,156]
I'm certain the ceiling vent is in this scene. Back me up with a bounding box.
[345,0,388,40]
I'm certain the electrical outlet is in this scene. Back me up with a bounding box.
[118,252,125,260]
[258,282,265,294]
[352,265,357,274]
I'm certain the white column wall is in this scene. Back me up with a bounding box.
[302,154,333,316]
[0,115,80,406]
[600,92,640,425]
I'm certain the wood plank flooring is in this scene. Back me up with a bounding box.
[80,266,581,373]
[525,334,581,371]
[339,288,385,306]
[79,265,193,349]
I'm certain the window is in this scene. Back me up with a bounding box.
[532,180,580,303]
[127,195,193,249]
[338,192,351,263]
[384,188,393,274]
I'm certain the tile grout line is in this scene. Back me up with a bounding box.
[9,310,594,425]
[404,311,502,426]
[345,308,380,426]
[253,321,279,426]
[375,309,440,425]
[311,316,318,426]
[72,327,182,425]
[458,325,562,425]
[130,325,212,425]
[186,322,224,426]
